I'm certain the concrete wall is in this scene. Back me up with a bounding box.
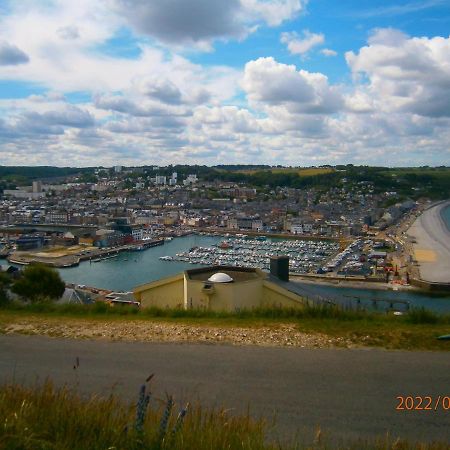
[410,278,450,293]
[262,281,306,309]
[134,274,184,309]
[184,277,264,311]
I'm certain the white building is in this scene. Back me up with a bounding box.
[183,174,198,186]
[155,175,166,185]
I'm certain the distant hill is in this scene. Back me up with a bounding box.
[0,166,90,181]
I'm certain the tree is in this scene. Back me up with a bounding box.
[0,272,11,306]
[12,264,65,302]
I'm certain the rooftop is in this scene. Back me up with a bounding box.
[185,266,263,283]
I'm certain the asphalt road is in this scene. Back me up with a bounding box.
[0,335,449,443]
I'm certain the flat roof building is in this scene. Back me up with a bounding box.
[133,266,306,312]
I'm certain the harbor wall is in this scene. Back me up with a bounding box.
[410,278,450,293]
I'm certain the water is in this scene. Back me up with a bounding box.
[56,234,222,291]
[441,204,450,232]
[2,234,449,313]
[291,280,450,314]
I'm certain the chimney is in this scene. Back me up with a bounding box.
[270,256,289,282]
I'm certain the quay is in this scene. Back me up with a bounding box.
[6,239,164,268]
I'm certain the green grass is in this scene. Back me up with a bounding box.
[235,167,334,177]
[1,303,450,351]
[0,381,448,450]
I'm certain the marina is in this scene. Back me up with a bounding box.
[160,236,339,274]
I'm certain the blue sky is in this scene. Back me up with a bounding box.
[0,0,449,167]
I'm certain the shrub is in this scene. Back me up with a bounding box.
[11,264,65,302]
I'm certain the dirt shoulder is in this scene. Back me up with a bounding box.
[0,315,351,348]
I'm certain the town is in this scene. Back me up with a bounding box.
[0,165,424,271]
[0,165,422,237]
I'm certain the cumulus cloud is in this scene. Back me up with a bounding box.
[243,57,343,114]
[321,48,337,57]
[21,106,94,133]
[114,0,245,46]
[0,41,29,65]
[280,30,324,56]
[114,0,304,47]
[137,78,183,105]
[346,28,450,117]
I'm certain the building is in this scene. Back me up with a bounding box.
[183,174,198,186]
[32,181,42,193]
[133,265,306,312]
[155,175,166,185]
[227,217,263,231]
[15,235,45,250]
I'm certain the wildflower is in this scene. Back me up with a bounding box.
[158,395,174,442]
[135,384,151,433]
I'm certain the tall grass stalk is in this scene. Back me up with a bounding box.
[0,381,448,449]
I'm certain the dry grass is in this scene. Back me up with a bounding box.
[0,381,448,450]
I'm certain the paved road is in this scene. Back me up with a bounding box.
[0,335,449,443]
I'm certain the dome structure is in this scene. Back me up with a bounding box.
[207,272,234,283]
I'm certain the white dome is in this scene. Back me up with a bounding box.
[208,272,233,283]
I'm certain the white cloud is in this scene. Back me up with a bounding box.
[241,0,306,27]
[346,28,450,117]
[281,30,324,56]
[243,57,343,114]
[0,2,449,167]
[321,48,337,57]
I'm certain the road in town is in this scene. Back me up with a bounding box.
[0,335,448,443]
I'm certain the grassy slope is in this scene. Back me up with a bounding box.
[0,381,448,450]
[1,304,449,351]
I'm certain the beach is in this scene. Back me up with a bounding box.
[407,201,450,283]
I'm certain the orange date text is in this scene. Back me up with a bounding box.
[396,396,449,411]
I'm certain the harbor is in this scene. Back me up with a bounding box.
[161,236,339,274]
[3,233,448,313]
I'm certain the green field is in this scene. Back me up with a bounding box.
[236,167,334,177]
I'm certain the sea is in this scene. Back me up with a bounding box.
[1,233,450,313]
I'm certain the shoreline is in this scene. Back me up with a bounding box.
[407,201,450,284]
